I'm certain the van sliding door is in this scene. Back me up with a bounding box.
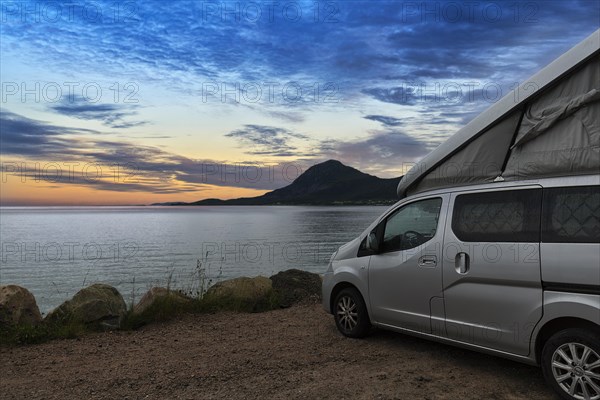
[442,186,543,356]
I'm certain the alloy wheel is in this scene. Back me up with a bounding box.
[551,342,600,400]
[336,295,358,332]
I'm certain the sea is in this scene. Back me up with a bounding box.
[0,206,388,314]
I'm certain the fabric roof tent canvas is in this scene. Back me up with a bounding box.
[407,111,521,196]
[503,54,600,180]
[397,29,600,199]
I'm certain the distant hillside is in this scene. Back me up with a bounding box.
[154,160,402,206]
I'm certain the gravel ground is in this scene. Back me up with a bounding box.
[0,304,556,400]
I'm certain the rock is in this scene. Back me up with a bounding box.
[133,287,191,314]
[270,269,322,307]
[0,285,42,327]
[204,276,273,312]
[45,284,127,330]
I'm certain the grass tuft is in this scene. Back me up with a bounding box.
[196,288,281,313]
[121,293,196,330]
[0,320,88,346]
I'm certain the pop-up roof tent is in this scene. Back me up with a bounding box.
[397,29,600,199]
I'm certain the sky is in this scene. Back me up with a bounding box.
[0,0,598,205]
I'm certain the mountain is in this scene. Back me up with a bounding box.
[154,160,402,206]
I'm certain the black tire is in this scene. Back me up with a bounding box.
[333,287,371,338]
[541,328,600,400]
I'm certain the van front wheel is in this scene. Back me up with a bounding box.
[541,328,600,400]
[333,287,371,338]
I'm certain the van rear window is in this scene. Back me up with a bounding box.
[452,189,542,242]
[542,186,600,244]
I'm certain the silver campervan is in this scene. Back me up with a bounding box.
[322,30,600,400]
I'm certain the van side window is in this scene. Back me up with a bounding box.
[452,189,541,242]
[542,186,600,243]
[381,198,442,253]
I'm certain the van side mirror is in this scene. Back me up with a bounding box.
[367,232,379,252]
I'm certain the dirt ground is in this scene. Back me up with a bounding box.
[0,304,555,400]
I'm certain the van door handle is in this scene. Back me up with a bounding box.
[418,255,437,268]
[455,252,470,274]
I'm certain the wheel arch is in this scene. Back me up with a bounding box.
[534,317,600,364]
[329,282,366,315]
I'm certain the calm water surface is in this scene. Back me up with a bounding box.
[0,206,387,313]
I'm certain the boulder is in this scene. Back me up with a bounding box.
[45,284,127,330]
[133,287,191,315]
[270,269,322,307]
[0,285,42,327]
[204,276,273,312]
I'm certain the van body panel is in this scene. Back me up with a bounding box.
[368,194,449,333]
[541,243,600,287]
[429,297,446,336]
[529,292,600,359]
[334,237,363,261]
[375,321,537,365]
[538,292,600,326]
[323,258,371,314]
[368,240,443,333]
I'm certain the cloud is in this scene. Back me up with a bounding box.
[3,1,596,107]
[364,115,403,127]
[361,87,419,106]
[318,129,432,175]
[50,96,148,129]
[438,110,483,126]
[3,110,431,194]
[0,110,297,192]
[266,110,305,124]
[225,124,311,157]
[0,110,101,156]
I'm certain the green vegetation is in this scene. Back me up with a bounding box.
[198,287,281,314]
[120,291,196,330]
[0,319,88,346]
[121,278,282,330]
